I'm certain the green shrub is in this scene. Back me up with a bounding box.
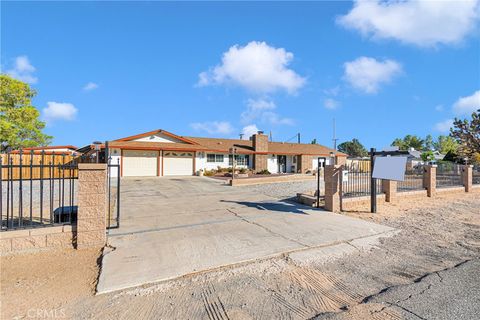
[257,169,271,175]
[238,167,247,174]
[203,169,216,176]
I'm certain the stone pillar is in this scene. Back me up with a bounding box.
[425,165,437,197]
[76,164,107,249]
[382,180,397,202]
[463,165,473,192]
[324,165,342,212]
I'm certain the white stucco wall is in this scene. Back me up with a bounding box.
[312,157,331,170]
[195,152,250,172]
[267,155,278,173]
[134,132,184,143]
[108,148,121,177]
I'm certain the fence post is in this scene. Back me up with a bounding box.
[463,165,473,192]
[76,163,107,249]
[382,180,397,202]
[324,164,342,212]
[425,165,437,197]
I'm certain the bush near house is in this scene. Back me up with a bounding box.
[257,169,271,175]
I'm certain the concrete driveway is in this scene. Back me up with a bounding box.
[97,177,393,293]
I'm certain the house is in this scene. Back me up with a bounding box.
[10,145,79,155]
[102,129,346,177]
[407,148,445,168]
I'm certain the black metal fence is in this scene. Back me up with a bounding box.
[436,162,463,188]
[342,160,383,198]
[107,159,120,229]
[473,165,480,185]
[1,152,78,231]
[398,165,425,192]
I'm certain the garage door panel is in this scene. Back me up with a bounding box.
[123,150,158,177]
[163,152,193,176]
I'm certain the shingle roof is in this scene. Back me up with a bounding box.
[108,135,346,156]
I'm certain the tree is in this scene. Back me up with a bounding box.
[433,135,459,154]
[391,135,424,150]
[421,150,435,163]
[450,109,480,162]
[311,138,317,144]
[424,134,434,150]
[338,138,368,157]
[0,75,51,149]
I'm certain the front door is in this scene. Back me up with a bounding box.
[278,155,287,173]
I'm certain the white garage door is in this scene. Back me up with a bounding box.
[123,150,158,177]
[163,152,194,176]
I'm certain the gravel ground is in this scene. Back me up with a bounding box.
[241,180,320,200]
[1,190,479,319]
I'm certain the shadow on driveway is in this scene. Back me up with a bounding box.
[221,200,309,215]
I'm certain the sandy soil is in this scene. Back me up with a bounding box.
[1,191,479,319]
[0,248,101,320]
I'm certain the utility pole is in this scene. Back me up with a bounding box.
[269,131,273,142]
[332,118,338,150]
[297,133,301,144]
[239,133,244,140]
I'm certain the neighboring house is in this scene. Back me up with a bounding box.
[10,145,79,155]
[96,129,345,177]
[407,148,445,168]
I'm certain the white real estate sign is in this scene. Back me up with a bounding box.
[372,156,408,181]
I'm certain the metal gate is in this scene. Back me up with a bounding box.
[107,160,121,229]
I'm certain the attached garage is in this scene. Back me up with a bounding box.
[122,150,158,177]
[163,151,194,176]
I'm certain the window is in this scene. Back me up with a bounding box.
[229,154,249,166]
[207,154,224,163]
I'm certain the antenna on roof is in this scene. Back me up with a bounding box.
[239,133,244,140]
[269,131,272,142]
[332,118,338,150]
[284,133,301,144]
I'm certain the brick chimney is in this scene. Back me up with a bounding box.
[252,131,268,172]
[252,131,268,152]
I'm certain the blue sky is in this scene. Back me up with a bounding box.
[2,1,479,149]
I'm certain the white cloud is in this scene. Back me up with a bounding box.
[261,112,294,126]
[43,102,78,122]
[452,90,480,115]
[197,41,306,94]
[434,119,454,133]
[240,98,293,126]
[190,121,234,135]
[343,56,402,94]
[324,98,340,110]
[337,0,480,47]
[435,104,444,112]
[83,82,99,91]
[241,124,260,139]
[6,55,38,84]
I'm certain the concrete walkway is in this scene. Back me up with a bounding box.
[97,177,393,293]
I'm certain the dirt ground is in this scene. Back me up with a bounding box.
[1,191,479,319]
[0,248,101,319]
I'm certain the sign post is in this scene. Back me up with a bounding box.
[370,148,377,213]
[369,149,409,213]
[316,157,321,208]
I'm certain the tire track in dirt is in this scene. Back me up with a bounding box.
[290,268,363,313]
[201,282,230,320]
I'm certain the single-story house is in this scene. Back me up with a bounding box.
[98,129,346,177]
[10,145,79,155]
[407,148,445,169]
